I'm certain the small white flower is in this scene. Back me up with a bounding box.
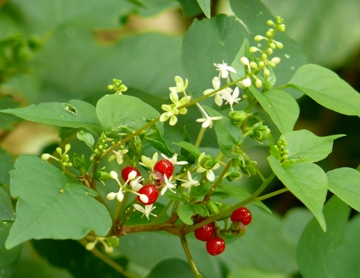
[169,76,188,94]
[129,176,143,191]
[196,103,222,128]
[221,87,241,110]
[161,175,177,195]
[240,77,252,88]
[133,204,157,220]
[203,77,232,106]
[196,153,220,182]
[161,153,188,166]
[178,171,200,192]
[139,153,159,171]
[108,149,128,165]
[214,62,236,79]
[160,93,191,126]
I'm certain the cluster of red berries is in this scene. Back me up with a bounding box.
[194,207,252,256]
[121,159,174,205]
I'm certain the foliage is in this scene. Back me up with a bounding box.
[1,0,360,277]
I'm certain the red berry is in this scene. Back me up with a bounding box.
[194,222,214,241]
[230,207,252,225]
[121,166,141,182]
[154,159,174,178]
[137,184,159,205]
[206,237,225,256]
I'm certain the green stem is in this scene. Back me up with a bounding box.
[183,172,275,234]
[194,128,206,148]
[256,187,288,201]
[79,239,138,278]
[180,236,203,278]
[203,160,232,201]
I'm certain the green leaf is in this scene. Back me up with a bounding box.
[288,64,360,116]
[177,204,194,225]
[327,167,360,212]
[146,126,174,158]
[173,141,201,158]
[6,155,112,249]
[204,106,244,158]
[262,0,360,68]
[196,0,211,18]
[0,100,101,135]
[250,87,300,134]
[268,156,327,231]
[228,267,286,278]
[297,196,360,278]
[0,148,14,185]
[76,130,95,150]
[230,0,308,93]
[32,239,128,278]
[182,14,248,97]
[0,222,21,269]
[0,187,15,221]
[283,130,344,163]
[96,94,161,135]
[0,96,21,130]
[176,0,202,18]
[213,184,271,213]
[147,258,193,278]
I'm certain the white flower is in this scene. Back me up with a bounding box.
[129,176,143,191]
[161,153,188,166]
[108,149,128,165]
[196,153,220,182]
[160,92,191,126]
[196,103,222,128]
[214,62,236,79]
[139,152,158,171]
[203,77,232,106]
[161,175,177,195]
[221,87,241,110]
[178,171,200,192]
[133,204,157,220]
[240,77,252,88]
[169,76,188,94]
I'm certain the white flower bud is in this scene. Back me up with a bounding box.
[249,47,258,53]
[255,79,263,88]
[240,57,250,66]
[241,77,252,87]
[110,171,118,180]
[106,192,117,200]
[139,194,149,204]
[41,153,51,161]
[271,57,281,64]
[250,62,258,69]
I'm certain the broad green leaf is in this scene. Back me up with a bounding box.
[204,106,244,158]
[262,0,360,68]
[146,126,174,158]
[327,167,360,212]
[176,0,202,17]
[268,156,327,231]
[0,222,21,268]
[0,187,15,221]
[177,203,208,225]
[0,100,102,135]
[6,155,112,249]
[146,258,193,278]
[297,196,360,278]
[196,0,211,18]
[173,141,201,158]
[0,96,20,130]
[288,64,360,116]
[213,184,271,213]
[32,239,128,278]
[250,87,300,134]
[228,267,286,278]
[283,130,344,162]
[76,130,95,150]
[230,0,308,92]
[281,208,312,245]
[0,148,14,185]
[96,94,161,135]
[182,14,248,97]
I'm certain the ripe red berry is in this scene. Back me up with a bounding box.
[230,207,252,225]
[194,222,214,241]
[206,237,225,256]
[137,184,159,205]
[121,166,141,182]
[154,159,174,178]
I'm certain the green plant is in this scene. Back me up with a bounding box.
[1,1,360,278]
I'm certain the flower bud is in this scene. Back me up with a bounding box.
[226,166,242,181]
[255,79,263,88]
[254,35,264,41]
[41,153,51,161]
[251,123,271,143]
[94,170,111,181]
[240,56,250,66]
[229,110,248,126]
[266,20,275,26]
[250,62,258,69]
[249,46,258,53]
[275,41,283,49]
[263,67,270,76]
[241,77,252,87]
[278,24,286,32]
[266,48,273,55]
[206,200,220,216]
[271,57,281,64]
[239,159,258,177]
